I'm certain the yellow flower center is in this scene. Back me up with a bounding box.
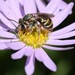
[16,13,53,48]
[17,26,49,48]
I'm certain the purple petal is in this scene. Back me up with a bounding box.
[45,39,75,45]
[11,46,33,59]
[0,0,17,21]
[24,46,33,56]
[0,43,9,50]
[25,54,35,75]
[11,48,25,59]
[3,0,19,21]
[43,45,74,51]
[19,0,23,5]
[35,48,57,72]
[52,2,74,28]
[50,31,75,39]
[8,0,22,19]
[0,13,16,29]
[35,48,43,62]
[0,26,5,30]
[54,1,72,15]
[0,39,19,43]
[0,30,17,38]
[35,0,46,12]
[51,23,75,36]
[23,0,37,14]
[45,0,61,13]
[57,0,68,8]
[6,42,25,50]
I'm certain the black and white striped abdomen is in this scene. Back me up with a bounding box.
[42,18,53,31]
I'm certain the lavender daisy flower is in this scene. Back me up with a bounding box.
[0,0,75,75]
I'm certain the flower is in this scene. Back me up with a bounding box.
[0,0,75,75]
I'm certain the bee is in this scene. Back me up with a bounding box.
[17,13,54,33]
[7,13,54,34]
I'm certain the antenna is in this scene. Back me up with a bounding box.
[7,18,18,24]
[0,11,18,27]
[7,18,18,28]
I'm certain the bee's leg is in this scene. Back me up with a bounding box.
[38,28,41,35]
[36,25,41,35]
[26,25,33,34]
[29,29,33,34]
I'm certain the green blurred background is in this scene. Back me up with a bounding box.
[0,0,75,75]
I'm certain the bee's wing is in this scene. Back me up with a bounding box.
[33,13,54,18]
[47,13,55,18]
